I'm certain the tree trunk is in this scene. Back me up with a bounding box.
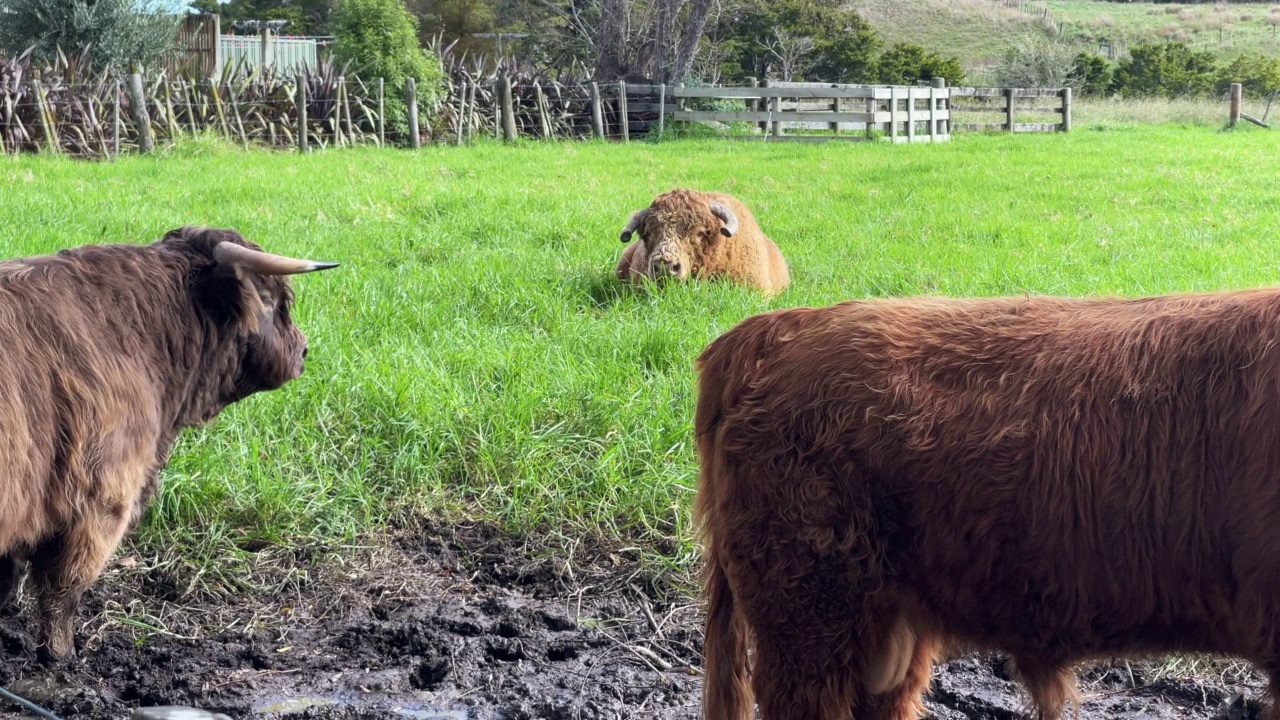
[671,0,714,85]
[595,0,631,81]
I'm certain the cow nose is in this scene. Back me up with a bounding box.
[302,344,309,360]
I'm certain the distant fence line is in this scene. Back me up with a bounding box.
[165,14,324,79]
[0,73,1072,159]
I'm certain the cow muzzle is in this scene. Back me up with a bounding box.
[649,253,688,280]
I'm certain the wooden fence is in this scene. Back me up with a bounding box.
[949,87,1073,133]
[0,72,1072,159]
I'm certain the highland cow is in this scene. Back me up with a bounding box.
[694,287,1280,720]
[0,226,337,661]
[615,189,790,296]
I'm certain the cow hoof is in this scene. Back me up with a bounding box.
[36,645,77,667]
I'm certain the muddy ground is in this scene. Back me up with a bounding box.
[0,523,1269,720]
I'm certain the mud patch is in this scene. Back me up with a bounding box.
[0,523,1270,719]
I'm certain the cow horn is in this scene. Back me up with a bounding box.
[212,241,340,276]
[709,201,738,238]
[620,210,646,243]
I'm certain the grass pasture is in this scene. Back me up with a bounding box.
[3,124,1280,592]
[1048,0,1280,58]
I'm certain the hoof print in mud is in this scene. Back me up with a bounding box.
[409,656,452,690]
[538,612,576,632]
[545,644,579,662]
[485,638,526,663]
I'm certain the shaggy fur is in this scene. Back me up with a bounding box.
[615,189,790,297]
[0,226,335,661]
[694,287,1280,720]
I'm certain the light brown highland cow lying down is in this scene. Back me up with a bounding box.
[615,189,790,297]
[695,286,1280,720]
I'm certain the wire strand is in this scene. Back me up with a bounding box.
[0,686,65,720]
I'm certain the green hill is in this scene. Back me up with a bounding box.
[848,0,1280,84]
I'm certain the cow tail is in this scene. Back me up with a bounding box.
[701,546,752,720]
[695,312,802,720]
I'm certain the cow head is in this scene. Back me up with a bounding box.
[160,227,338,407]
[619,190,739,283]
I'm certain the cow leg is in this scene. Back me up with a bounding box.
[730,554,869,719]
[1010,656,1077,720]
[860,631,943,720]
[28,503,132,662]
[0,553,29,608]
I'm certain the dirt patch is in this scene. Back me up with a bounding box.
[0,523,1269,719]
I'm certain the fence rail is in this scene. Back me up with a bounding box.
[0,73,1071,159]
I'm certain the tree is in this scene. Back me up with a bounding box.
[719,0,881,83]
[331,0,446,130]
[994,33,1077,88]
[1216,50,1280,97]
[0,0,179,71]
[1110,41,1217,98]
[758,26,816,81]
[1069,52,1113,96]
[190,0,334,36]
[876,42,964,86]
[408,0,498,55]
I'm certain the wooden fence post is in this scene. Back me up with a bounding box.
[112,80,121,158]
[455,80,467,145]
[406,77,421,149]
[590,81,604,139]
[865,93,874,140]
[533,82,551,139]
[500,75,517,142]
[1061,86,1072,132]
[1005,87,1016,133]
[618,81,629,142]
[758,78,769,135]
[297,79,309,152]
[466,82,477,142]
[492,81,500,138]
[658,83,666,140]
[889,86,899,143]
[928,83,938,141]
[771,91,782,138]
[1229,82,1242,128]
[128,73,154,154]
[377,78,385,146]
[906,87,916,142]
[932,76,947,137]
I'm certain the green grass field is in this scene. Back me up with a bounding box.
[3,124,1279,588]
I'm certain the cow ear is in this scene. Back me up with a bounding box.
[197,258,268,329]
[620,209,647,243]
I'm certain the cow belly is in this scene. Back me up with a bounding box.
[884,492,1253,662]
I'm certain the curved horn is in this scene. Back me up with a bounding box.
[620,210,647,243]
[709,201,738,238]
[213,241,340,276]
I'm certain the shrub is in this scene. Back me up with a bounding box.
[1111,41,1217,98]
[331,0,447,137]
[1216,50,1280,96]
[995,34,1078,88]
[1069,52,1114,96]
[0,0,179,71]
[875,43,965,86]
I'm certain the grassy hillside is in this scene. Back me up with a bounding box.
[848,0,1055,76]
[848,0,1280,83]
[1048,0,1280,59]
[2,125,1279,583]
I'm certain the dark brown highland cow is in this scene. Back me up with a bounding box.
[0,227,337,661]
[694,288,1280,720]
